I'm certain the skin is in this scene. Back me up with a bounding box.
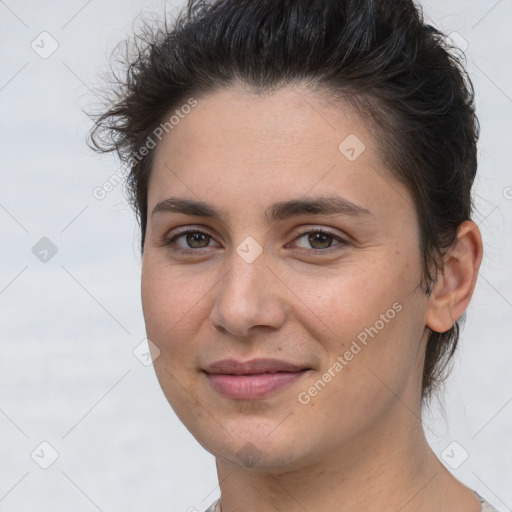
[141,85,483,512]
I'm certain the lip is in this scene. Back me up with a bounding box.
[203,358,311,400]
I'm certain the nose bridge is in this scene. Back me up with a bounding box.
[209,244,286,336]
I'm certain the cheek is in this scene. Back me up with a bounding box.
[288,251,425,390]
[285,252,415,337]
[141,260,209,416]
[141,257,216,364]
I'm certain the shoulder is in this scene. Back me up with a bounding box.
[475,491,502,512]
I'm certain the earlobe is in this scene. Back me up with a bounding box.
[425,221,483,333]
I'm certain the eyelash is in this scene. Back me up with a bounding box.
[161,227,349,256]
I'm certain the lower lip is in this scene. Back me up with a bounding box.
[206,371,309,399]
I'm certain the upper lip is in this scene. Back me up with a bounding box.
[203,358,310,375]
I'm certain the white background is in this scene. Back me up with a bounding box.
[0,1,510,511]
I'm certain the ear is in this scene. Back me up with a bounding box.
[425,221,483,333]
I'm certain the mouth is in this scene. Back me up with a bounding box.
[203,358,312,400]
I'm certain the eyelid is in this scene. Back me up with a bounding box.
[286,226,348,251]
[164,226,220,250]
[162,224,350,254]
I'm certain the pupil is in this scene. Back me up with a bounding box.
[309,232,332,249]
[187,232,208,248]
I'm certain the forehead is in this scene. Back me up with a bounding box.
[154,85,372,164]
[148,85,411,224]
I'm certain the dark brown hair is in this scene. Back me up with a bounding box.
[89,0,480,402]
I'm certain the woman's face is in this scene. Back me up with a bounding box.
[141,86,431,470]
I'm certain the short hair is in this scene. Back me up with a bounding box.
[89,0,480,403]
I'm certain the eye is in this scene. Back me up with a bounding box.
[163,229,220,254]
[289,229,348,253]
[161,227,348,256]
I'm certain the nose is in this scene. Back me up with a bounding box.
[209,248,288,338]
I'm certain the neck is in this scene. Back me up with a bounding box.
[213,400,480,512]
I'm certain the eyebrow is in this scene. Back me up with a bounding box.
[151,195,372,223]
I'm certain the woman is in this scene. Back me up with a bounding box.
[90,0,500,510]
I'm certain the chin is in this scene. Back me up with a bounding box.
[216,443,306,471]
[190,420,316,471]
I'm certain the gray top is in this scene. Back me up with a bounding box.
[477,492,502,512]
[203,491,500,511]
